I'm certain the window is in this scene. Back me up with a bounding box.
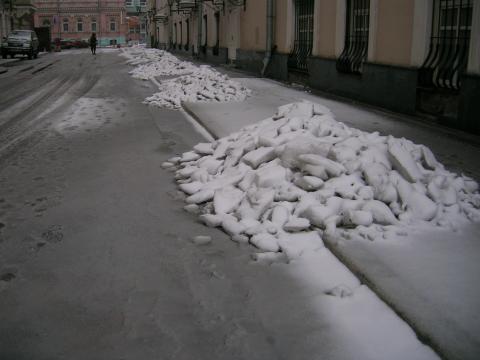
[110,18,116,32]
[77,19,83,32]
[91,19,97,32]
[288,0,315,72]
[185,19,190,51]
[42,19,51,27]
[419,0,473,90]
[336,0,370,74]
[63,18,69,32]
[213,12,220,55]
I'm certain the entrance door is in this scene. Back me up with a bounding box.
[288,0,314,72]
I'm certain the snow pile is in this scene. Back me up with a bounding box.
[123,48,197,80]
[120,47,251,109]
[164,101,480,256]
[143,65,251,109]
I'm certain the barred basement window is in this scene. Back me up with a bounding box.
[419,0,473,90]
[336,0,370,74]
[288,0,314,72]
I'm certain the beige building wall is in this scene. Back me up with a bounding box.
[240,0,266,51]
[275,0,290,53]
[373,0,414,66]
[314,0,337,58]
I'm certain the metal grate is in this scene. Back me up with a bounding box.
[336,0,370,74]
[288,0,314,72]
[419,0,473,91]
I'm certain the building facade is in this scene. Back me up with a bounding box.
[33,0,127,46]
[1,0,36,39]
[126,0,148,44]
[149,0,480,135]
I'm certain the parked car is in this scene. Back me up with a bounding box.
[1,30,39,59]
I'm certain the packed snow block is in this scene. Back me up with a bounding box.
[392,172,438,221]
[278,136,331,169]
[222,216,246,236]
[302,164,329,180]
[420,145,439,170]
[242,147,276,169]
[388,141,423,183]
[255,165,287,188]
[343,210,374,227]
[161,161,175,169]
[186,189,215,204]
[178,181,203,195]
[190,168,210,183]
[362,200,398,225]
[180,151,201,162]
[236,189,275,220]
[323,174,365,199]
[213,186,244,214]
[427,177,457,206]
[362,160,388,183]
[284,217,311,232]
[271,205,291,227]
[302,205,336,228]
[200,214,223,227]
[299,154,346,177]
[274,182,305,202]
[176,166,198,179]
[250,233,280,252]
[193,142,214,155]
[198,156,223,175]
[294,175,324,191]
[224,147,244,168]
[238,170,256,191]
[274,101,314,120]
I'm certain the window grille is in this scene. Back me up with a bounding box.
[336,0,370,74]
[213,12,220,55]
[288,0,314,72]
[63,18,69,32]
[419,0,473,90]
[185,19,190,51]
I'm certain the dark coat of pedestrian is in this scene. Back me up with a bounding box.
[89,33,97,55]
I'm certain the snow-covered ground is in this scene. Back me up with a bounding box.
[120,47,251,109]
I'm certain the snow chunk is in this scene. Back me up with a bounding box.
[388,140,423,183]
[213,186,244,214]
[243,147,276,169]
[250,233,280,252]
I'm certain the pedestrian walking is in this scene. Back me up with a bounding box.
[89,33,97,55]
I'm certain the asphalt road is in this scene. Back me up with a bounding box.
[0,50,350,360]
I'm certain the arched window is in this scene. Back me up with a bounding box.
[110,18,116,32]
[77,18,83,32]
[91,18,97,32]
[63,18,69,32]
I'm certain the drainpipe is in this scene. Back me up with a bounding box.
[196,0,203,58]
[261,0,274,77]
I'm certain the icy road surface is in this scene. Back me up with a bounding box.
[0,50,436,359]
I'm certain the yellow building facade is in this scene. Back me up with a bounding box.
[149,0,480,134]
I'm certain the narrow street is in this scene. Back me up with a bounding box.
[0,51,317,360]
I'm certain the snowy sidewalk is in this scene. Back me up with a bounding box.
[182,77,480,360]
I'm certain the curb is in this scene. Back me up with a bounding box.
[181,102,218,141]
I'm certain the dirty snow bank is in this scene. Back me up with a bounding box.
[165,101,480,256]
[143,66,251,109]
[120,47,251,109]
